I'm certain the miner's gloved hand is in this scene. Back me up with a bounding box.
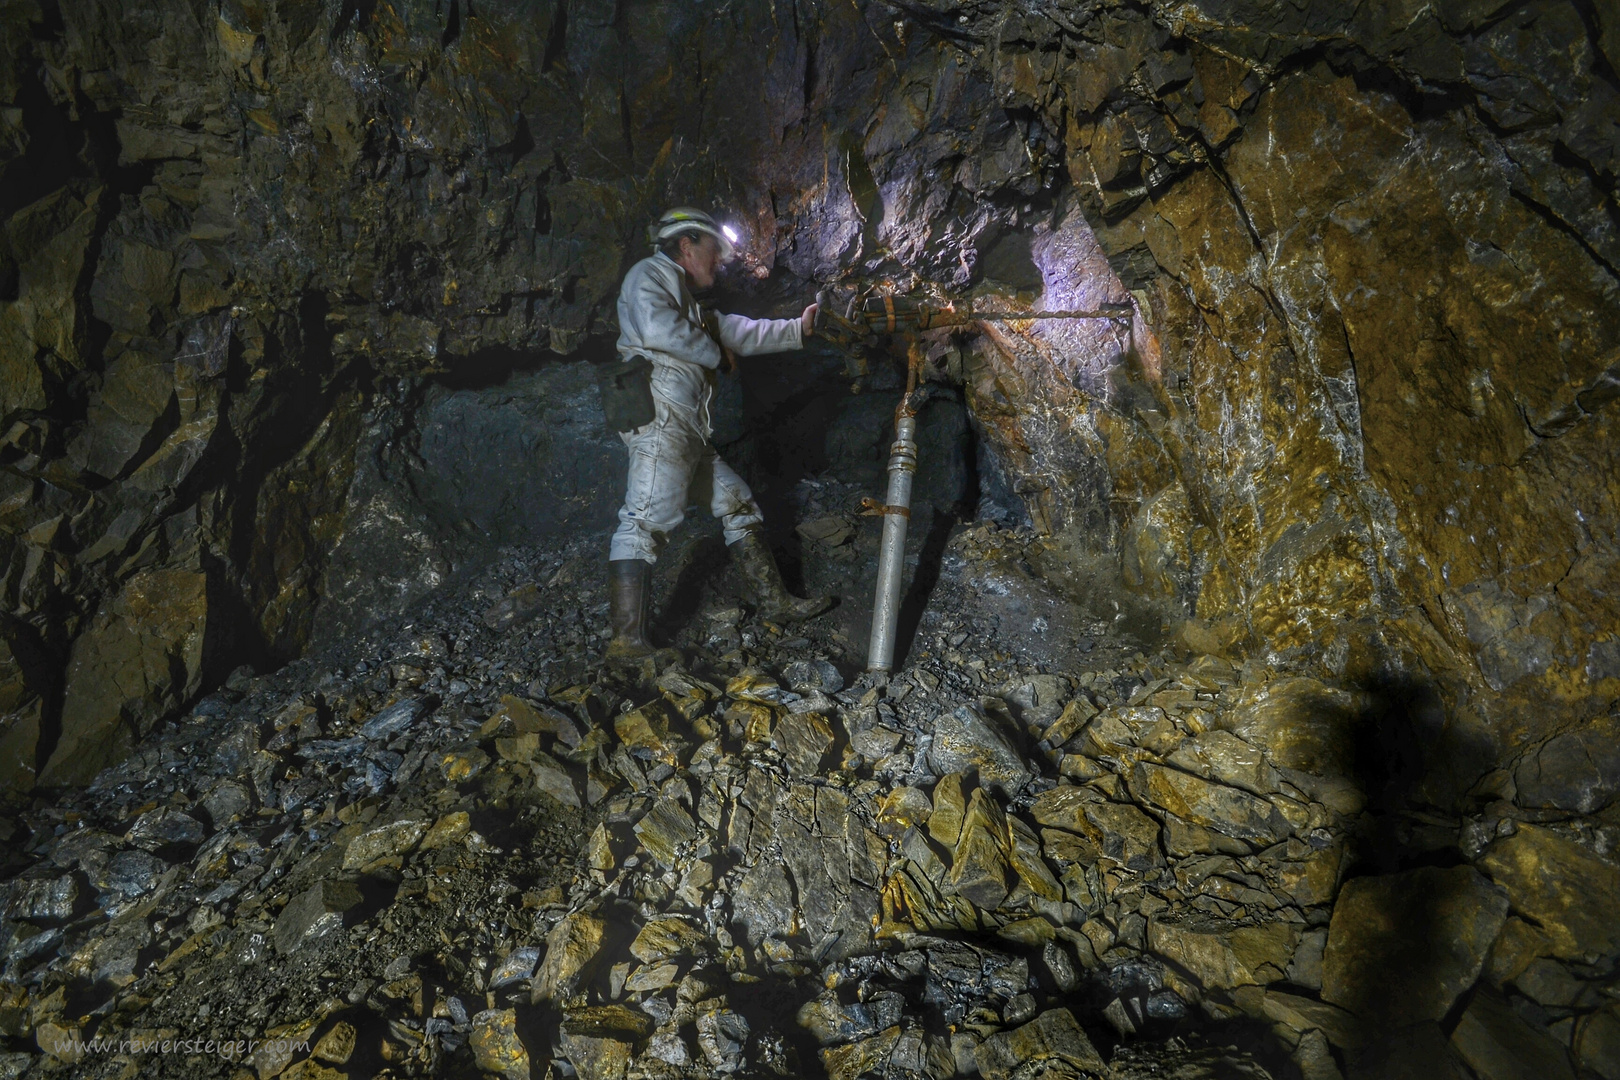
[801,303,819,340]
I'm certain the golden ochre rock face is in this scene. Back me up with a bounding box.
[961,59,1618,788]
[0,0,1614,799]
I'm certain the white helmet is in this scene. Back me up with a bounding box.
[649,206,736,261]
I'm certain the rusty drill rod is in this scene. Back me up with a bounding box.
[850,297,1134,335]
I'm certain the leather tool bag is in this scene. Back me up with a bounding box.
[596,355,656,432]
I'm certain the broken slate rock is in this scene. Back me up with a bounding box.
[1450,987,1577,1080]
[1321,865,1509,1023]
[342,817,427,870]
[361,697,426,740]
[312,1021,357,1065]
[928,772,967,849]
[948,788,1011,910]
[696,1007,749,1073]
[1474,824,1620,960]
[470,1009,529,1079]
[273,879,363,954]
[420,811,471,850]
[1513,715,1620,814]
[1260,989,1365,1049]
[975,1008,1106,1080]
[200,780,252,824]
[634,799,698,868]
[531,751,582,808]
[629,916,707,964]
[1080,801,1163,872]
[1165,729,1280,796]
[876,786,933,836]
[822,1027,902,1080]
[929,704,1030,795]
[124,808,206,850]
[563,1004,654,1040]
[103,849,165,896]
[532,911,605,1002]
[559,1031,632,1080]
[488,945,542,989]
[772,712,836,776]
[782,658,843,695]
[1147,915,1298,990]
[1131,762,1291,843]
[6,875,77,922]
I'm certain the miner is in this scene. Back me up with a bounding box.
[603,207,833,662]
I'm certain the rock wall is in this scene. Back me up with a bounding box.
[0,0,1615,805]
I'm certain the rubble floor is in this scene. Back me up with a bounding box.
[6,490,1610,1080]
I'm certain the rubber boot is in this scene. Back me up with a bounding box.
[605,558,656,662]
[730,530,834,623]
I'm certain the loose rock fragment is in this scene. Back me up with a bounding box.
[876,786,933,835]
[6,876,77,922]
[634,799,699,868]
[1450,987,1576,1080]
[615,701,680,764]
[420,810,471,850]
[947,788,1011,909]
[123,807,206,850]
[342,817,427,869]
[103,849,165,895]
[470,1009,529,1079]
[533,912,606,1002]
[488,945,542,989]
[822,1025,901,1080]
[782,658,843,694]
[273,880,363,954]
[1261,989,1364,1049]
[530,750,583,807]
[928,772,967,848]
[1321,866,1509,1023]
[563,1004,654,1039]
[1147,915,1298,990]
[312,1021,357,1064]
[772,711,836,775]
[1474,824,1620,960]
[630,916,707,964]
[930,704,1031,795]
[1131,762,1291,843]
[975,1008,1106,1080]
[361,697,425,740]
[696,1006,749,1073]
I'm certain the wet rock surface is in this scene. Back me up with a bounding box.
[1,0,1616,818]
[1,522,1615,1079]
[0,0,1617,1077]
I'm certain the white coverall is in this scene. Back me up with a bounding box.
[609,251,803,564]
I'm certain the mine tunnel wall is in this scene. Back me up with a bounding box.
[0,0,1617,809]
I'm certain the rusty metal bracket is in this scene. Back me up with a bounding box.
[859,497,911,518]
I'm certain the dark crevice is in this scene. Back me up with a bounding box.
[441,0,461,49]
[111,392,181,483]
[803,29,818,108]
[618,84,634,164]
[542,2,569,74]
[493,113,535,167]
[0,613,66,791]
[534,179,553,233]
